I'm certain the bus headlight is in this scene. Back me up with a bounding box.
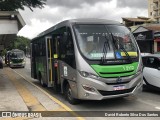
[82,84,96,92]
[79,71,89,77]
[136,67,142,75]
[79,71,99,79]
[90,74,99,79]
[136,70,142,75]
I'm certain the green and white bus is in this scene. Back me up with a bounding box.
[7,49,26,68]
[31,19,143,104]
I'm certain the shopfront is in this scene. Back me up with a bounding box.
[133,26,154,53]
[154,39,160,53]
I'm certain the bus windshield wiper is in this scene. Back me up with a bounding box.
[111,33,132,63]
[101,35,110,64]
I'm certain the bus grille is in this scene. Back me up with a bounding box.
[106,81,130,85]
[99,70,134,74]
[98,87,135,96]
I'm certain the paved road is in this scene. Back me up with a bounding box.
[12,57,160,120]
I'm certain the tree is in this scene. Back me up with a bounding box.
[5,36,30,54]
[14,36,30,53]
[1,36,30,56]
[0,0,46,11]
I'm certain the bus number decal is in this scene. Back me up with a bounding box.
[123,66,134,71]
[64,66,68,76]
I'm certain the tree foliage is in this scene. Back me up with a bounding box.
[0,0,46,11]
[5,36,31,55]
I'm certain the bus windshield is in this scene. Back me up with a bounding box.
[74,24,138,60]
[10,51,24,59]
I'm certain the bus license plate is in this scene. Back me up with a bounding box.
[113,85,125,91]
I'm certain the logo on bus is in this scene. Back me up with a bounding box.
[116,77,122,83]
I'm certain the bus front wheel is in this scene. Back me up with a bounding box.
[65,83,79,105]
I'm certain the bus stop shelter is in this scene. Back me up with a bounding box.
[0,11,25,51]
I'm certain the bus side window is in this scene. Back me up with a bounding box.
[61,27,76,68]
[66,28,74,55]
[53,27,76,69]
[34,44,38,57]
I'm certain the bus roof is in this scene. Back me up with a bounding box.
[32,18,121,41]
[10,49,24,52]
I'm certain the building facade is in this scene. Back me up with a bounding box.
[133,26,160,54]
[148,0,160,22]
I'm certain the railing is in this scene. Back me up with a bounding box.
[154,13,160,18]
[153,5,158,10]
[153,0,159,3]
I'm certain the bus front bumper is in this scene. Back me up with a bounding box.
[10,63,25,67]
[76,73,143,100]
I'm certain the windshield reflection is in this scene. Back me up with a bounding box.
[74,24,138,60]
[10,52,24,59]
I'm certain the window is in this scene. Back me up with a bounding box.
[34,43,39,57]
[146,57,160,69]
[74,24,138,60]
[142,57,148,67]
[52,27,76,68]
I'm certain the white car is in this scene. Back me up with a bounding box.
[142,54,160,89]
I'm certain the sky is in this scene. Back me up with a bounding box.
[18,0,148,39]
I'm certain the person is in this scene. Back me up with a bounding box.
[0,56,3,69]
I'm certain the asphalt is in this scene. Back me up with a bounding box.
[0,67,83,120]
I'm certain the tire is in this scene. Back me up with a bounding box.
[65,83,79,105]
[142,84,148,91]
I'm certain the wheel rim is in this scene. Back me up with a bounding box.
[67,86,72,100]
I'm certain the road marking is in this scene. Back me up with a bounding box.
[13,69,85,120]
[137,98,160,110]
[4,68,46,111]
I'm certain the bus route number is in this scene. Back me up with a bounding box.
[123,66,134,71]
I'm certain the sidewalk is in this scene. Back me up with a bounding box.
[0,67,83,120]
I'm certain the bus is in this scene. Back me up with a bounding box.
[6,49,26,68]
[31,19,143,104]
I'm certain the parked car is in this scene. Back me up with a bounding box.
[0,56,3,69]
[142,54,160,89]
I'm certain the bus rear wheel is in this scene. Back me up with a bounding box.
[65,83,79,105]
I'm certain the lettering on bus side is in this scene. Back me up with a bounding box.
[123,66,134,71]
[64,66,68,76]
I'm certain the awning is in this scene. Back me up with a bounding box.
[0,11,25,49]
[154,39,160,42]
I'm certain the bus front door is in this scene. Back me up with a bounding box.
[45,37,59,92]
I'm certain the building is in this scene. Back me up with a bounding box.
[148,0,160,23]
[133,25,160,53]
[0,11,25,51]
[122,17,153,27]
